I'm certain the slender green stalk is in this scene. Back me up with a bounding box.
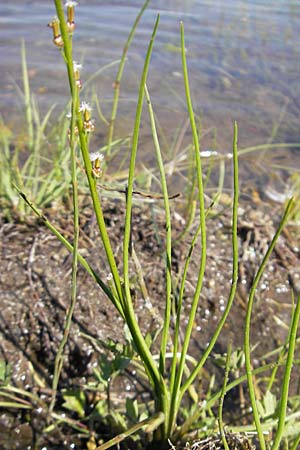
[0,401,32,409]
[290,434,300,450]
[170,218,201,394]
[95,412,165,450]
[169,26,238,435]
[176,360,282,440]
[106,0,150,156]
[244,197,294,450]
[144,84,172,376]
[170,196,222,394]
[78,124,125,305]
[84,59,121,93]
[267,298,294,392]
[14,186,121,312]
[31,104,56,202]
[49,6,80,413]
[238,142,299,156]
[271,292,300,450]
[173,199,197,244]
[167,21,208,436]
[1,385,45,404]
[175,121,239,436]
[54,0,124,308]
[218,341,232,450]
[121,17,170,431]
[0,392,32,408]
[53,1,75,96]
[227,410,300,434]
[46,412,90,434]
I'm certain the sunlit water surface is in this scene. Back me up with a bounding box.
[1,0,300,193]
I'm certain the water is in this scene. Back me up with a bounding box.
[1,0,300,187]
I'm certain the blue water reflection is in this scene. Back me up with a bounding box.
[1,1,300,151]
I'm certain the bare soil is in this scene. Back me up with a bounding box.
[0,194,299,449]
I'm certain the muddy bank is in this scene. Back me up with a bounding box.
[0,194,299,449]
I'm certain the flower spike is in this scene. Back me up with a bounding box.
[73,61,82,89]
[48,17,64,48]
[65,1,78,33]
[79,102,95,133]
[90,152,104,178]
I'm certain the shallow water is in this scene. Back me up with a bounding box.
[1,0,300,186]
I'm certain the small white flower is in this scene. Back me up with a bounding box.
[79,101,91,112]
[73,61,82,71]
[89,152,104,162]
[65,1,78,7]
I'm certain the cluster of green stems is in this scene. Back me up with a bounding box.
[41,1,299,448]
[49,0,239,438]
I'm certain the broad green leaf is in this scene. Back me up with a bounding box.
[62,389,86,417]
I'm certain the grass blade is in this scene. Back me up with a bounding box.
[244,197,295,450]
[144,84,172,376]
[14,185,121,313]
[106,0,150,156]
[271,292,300,450]
[121,16,170,429]
[48,7,80,411]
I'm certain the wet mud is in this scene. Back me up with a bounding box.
[0,195,299,449]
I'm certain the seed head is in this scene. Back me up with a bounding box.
[65,0,78,6]
[65,1,78,33]
[73,61,82,89]
[90,152,104,163]
[48,17,64,47]
[79,102,95,133]
[79,101,92,113]
[90,152,104,178]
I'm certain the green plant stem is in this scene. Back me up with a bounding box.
[173,199,196,244]
[290,434,300,450]
[55,0,124,311]
[95,412,165,450]
[227,410,300,434]
[0,392,32,408]
[144,84,172,376]
[48,2,80,415]
[175,121,239,437]
[244,197,294,450]
[218,341,232,450]
[271,292,300,450]
[53,1,75,96]
[237,142,299,156]
[0,401,32,409]
[167,22,208,436]
[267,305,293,392]
[121,16,170,433]
[186,122,238,385]
[77,122,124,307]
[14,186,120,310]
[0,385,45,405]
[46,412,90,434]
[170,217,201,394]
[106,0,150,156]
[170,195,225,395]
[176,359,283,440]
